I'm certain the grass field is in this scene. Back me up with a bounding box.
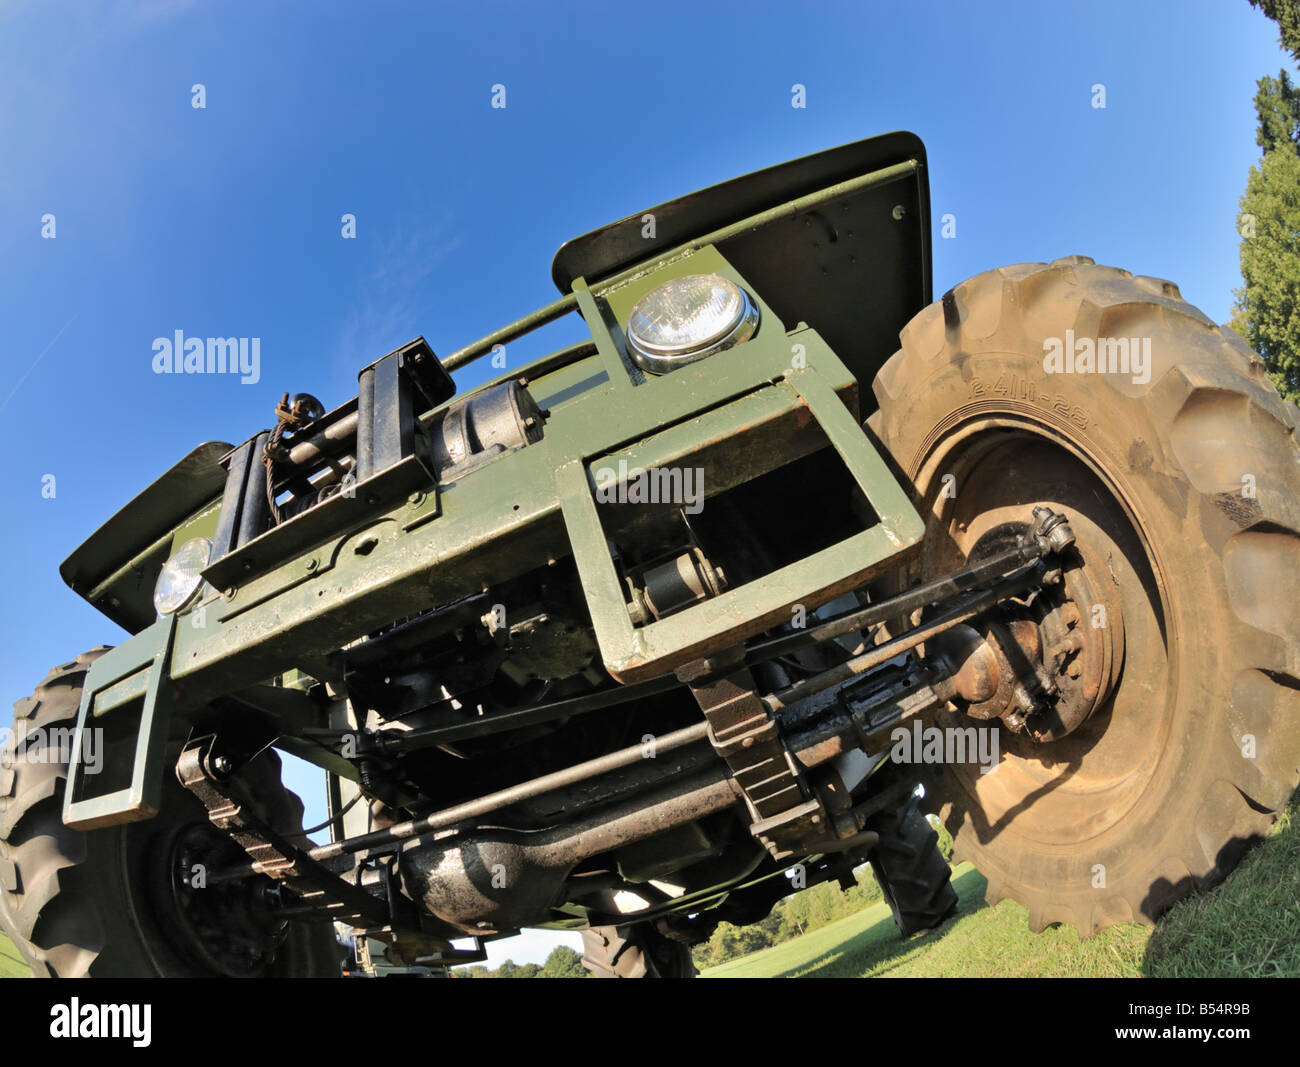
[701,864,1149,978]
[0,932,28,979]
[704,798,1299,978]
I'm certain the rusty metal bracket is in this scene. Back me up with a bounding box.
[175,736,387,927]
[677,650,830,860]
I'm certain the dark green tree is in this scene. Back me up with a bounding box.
[1234,1,1300,404]
[537,945,589,978]
[1250,0,1300,62]
[1253,71,1300,154]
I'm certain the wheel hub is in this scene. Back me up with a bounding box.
[928,509,1125,743]
[1027,545,1125,742]
[166,822,291,978]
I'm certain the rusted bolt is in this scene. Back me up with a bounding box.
[1048,633,1084,665]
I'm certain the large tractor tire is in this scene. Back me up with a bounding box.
[581,922,697,978]
[865,795,959,937]
[0,649,341,977]
[868,256,1300,936]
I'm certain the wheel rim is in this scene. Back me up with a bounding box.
[153,819,289,977]
[913,419,1174,847]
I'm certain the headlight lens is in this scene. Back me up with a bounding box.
[153,537,212,615]
[625,273,759,374]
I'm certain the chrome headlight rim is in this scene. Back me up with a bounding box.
[153,536,212,616]
[625,273,760,375]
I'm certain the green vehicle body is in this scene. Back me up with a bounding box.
[58,131,934,836]
[12,116,1297,979]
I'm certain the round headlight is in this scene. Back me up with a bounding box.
[626,273,759,374]
[153,537,212,615]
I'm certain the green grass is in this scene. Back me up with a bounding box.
[704,864,1148,978]
[0,932,29,979]
[704,797,1300,978]
[1143,802,1300,977]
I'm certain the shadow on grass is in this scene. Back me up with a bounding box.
[1141,794,1300,978]
[769,865,989,978]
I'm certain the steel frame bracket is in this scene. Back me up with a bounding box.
[175,735,388,927]
[677,651,828,861]
[556,354,923,683]
[63,615,178,830]
[204,338,451,593]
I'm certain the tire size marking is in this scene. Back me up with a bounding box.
[968,374,1091,430]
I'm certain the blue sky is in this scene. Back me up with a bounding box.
[0,0,1291,968]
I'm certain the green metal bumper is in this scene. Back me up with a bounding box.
[63,244,923,827]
